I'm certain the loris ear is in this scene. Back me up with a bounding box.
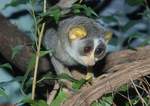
[95,19,112,44]
[43,28,58,50]
[104,31,112,44]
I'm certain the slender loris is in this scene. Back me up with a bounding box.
[43,16,111,80]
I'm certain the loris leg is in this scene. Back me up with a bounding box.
[51,56,73,89]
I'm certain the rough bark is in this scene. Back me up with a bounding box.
[0,14,50,73]
[62,46,150,106]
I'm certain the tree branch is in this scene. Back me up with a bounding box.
[0,14,50,73]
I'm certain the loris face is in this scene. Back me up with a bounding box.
[68,24,107,66]
[59,16,111,66]
[71,36,106,66]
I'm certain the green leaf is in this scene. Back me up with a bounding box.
[0,88,8,97]
[125,96,139,106]
[72,79,86,90]
[127,33,141,44]
[36,100,48,106]
[82,5,98,17]
[21,97,48,106]
[125,0,144,6]
[51,89,68,106]
[73,8,81,14]
[72,4,83,9]
[5,0,29,8]
[36,72,55,84]
[72,4,83,14]
[50,9,61,23]
[143,96,150,105]
[99,95,113,106]
[57,73,78,83]
[0,63,12,70]
[91,94,113,106]
[89,9,98,17]
[41,6,61,23]
[11,45,23,60]
[31,100,48,106]
[40,50,52,57]
[57,74,86,90]
[118,84,128,92]
[72,4,98,17]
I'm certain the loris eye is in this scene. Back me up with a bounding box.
[94,43,106,58]
[84,46,92,54]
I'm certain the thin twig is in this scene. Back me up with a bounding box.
[31,0,46,100]
[130,77,147,105]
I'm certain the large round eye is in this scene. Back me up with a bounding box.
[94,43,106,58]
[84,46,92,54]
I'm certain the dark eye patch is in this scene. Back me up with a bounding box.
[94,43,106,58]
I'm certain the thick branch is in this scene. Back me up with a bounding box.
[0,14,50,73]
[62,46,150,106]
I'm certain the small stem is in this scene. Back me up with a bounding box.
[29,0,38,47]
[31,0,46,100]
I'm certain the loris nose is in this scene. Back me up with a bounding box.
[81,54,96,66]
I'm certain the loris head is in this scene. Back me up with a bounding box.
[59,16,112,66]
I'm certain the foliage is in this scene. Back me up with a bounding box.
[100,0,150,51]
[39,6,61,23]
[50,89,68,106]
[0,63,13,70]
[0,88,8,98]
[91,94,113,106]
[72,4,98,17]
